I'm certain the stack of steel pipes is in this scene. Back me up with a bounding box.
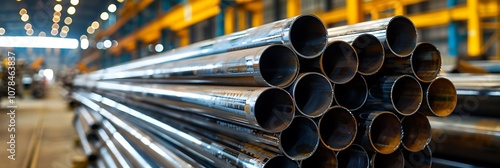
[71,15,457,167]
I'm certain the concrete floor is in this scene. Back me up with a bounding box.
[0,84,82,168]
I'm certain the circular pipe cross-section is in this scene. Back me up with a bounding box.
[403,145,432,168]
[358,111,402,154]
[300,145,338,168]
[336,144,369,168]
[421,77,457,117]
[318,106,357,151]
[289,72,333,118]
[259,45,300,87]
[263,156,299,168]
[410,42,442,83]
[321,41,359,84]
[389,75,423,116]
[370,150,405,168]
[280,116,319,160]
[255,88,296,132]
[334,75,368,111]
[352,34,385,75]
[385,16,418,57]
[401,113,432,152]
[289,15,328,59]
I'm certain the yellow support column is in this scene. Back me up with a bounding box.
[225,6,235,34]
[394,1,405,15]
[467,0,482,57]
[237,8,247,31]
[287,0,300,18]
[177,29,190,47]
[251,0,263,27]
[370,8,379,20]
[347,0,364,24]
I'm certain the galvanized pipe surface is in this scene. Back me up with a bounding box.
[370,150,405,168]
[420,77,457,117]
[299,144,338,168]
[94,129,132,168]
[328,34,385,75]
[333,75,368,111]
[100,45,300,88]
[355,111,402,154]
[318,106,357,151]
[403,145,432,168]
[336,144,369,168]
[401,113,431,152]
[98,147,119,168]
[93,82,295,133]
[74,119,98,162]
[327,16,417,57]
[288,72,333,117]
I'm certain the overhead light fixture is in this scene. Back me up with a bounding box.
[100,12,109,20]
[0,36,79,49]
[24,23,32,30]
[64,17,73,25]
[80,35,87,40]
[51,29,58,36]
[54,4,62,12]
[0,28,5,35]
[54,11,61,17]
[70,0,79,6]
[67,6,76,15]
[21,14,29,22]
[19,8,27,15]
[52,23,59,29]
[96,42,103,49]
[26,29,34,36]
[52,17,60,23]
[60,31,67,38]
[62,25,69,32]
[117,0,124,3]
[108,4,117,13]
[39,31,46,37]
[81,38,89,49]
[91,21,99,29]
[103,40,111,48]
[155,44,164,52]
[87,26,95,34]
[56,0,62,2]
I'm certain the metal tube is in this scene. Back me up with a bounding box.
[420,77,457,117]
[370,150,405,168]
[98,146,119,168]
[401,113,431,152]
[93,82,295,133]
[279,116,320,160]
[288,72,333,117]
[333,75,368,111]
[336,144,369,168]
[74,119,98,162]
[327,16,417,57]
[100,45,300,88]
[329,34,385,75]
[428,116,500,166]
[95,128,133,168]
[403,145,432,168]
[366,75,423,116]
[299,145,338,168]
[318,106,357,151]
[384,43,442,82]
[310,41,359,84]
[356,111,402,154]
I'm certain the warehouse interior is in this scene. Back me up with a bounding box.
[0,0,499,167]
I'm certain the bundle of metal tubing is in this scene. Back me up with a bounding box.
[71,15,457,167]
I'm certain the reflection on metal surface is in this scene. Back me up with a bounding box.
[420,77,457,117]
[401,113,431,152]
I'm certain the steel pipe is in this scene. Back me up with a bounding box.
[328,16,417,57]
[94,82,295,133]
[279,116,319,160]
[94,129,133,168]
[329,34,384,75]
[370,150,405,168]
[366,75,423,116]
[318,106,357,151]
[384,42,442,82]
[98,147,119,168]
[299,145,338,168]
[336,144,369,168]
[74,119,98,162]
[403,145,432,168]
[100,45,300,88]
[288,72,333,117]
[333,75,368,111]
[401,113,431,152]
[420,77,457,117]
[356,111,402,154]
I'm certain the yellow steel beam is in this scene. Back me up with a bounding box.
[315,8,347,24]
[177,29,190,47]
[225,6,235,34]
[287,0,301,18]
[237,7,248,31]
[347,0,364,24]
[394,1,405,15]
[467,0,482,56]
[171,6,221,31]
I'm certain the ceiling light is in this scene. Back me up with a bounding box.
[39,31,46,37]
[91,21,99,29]
[60,31,67,38]
[21,14,29,22]
[26,29,34,36]
[70,0,79,6]
[19,8,27,15]
[62,26,69,32]
[67,6,76,15]
[80,35,87,40]
[87,26,95,34]
[24,23,32,30]
[117,0,124,3]
[52,17,60,23]
[96,42,103,49]
[0,28,5,35]
[155,44,164,52]
[64,17,72,25]
[52,23,59,29]
[54,4,62,12]
[51,29,58,36]
[100,12,109,20]
[108,4,117,13]
[81,39,89,49]
[54,11,61,17]
[56,0,62,2]
[103,40,111,48]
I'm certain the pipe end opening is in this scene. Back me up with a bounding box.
[402,113,431,152]
[411,43,442,82]
[337,144,369,168]
[321,41,358,84]
[263,156,299,168]
[255,88,295,132]
[353,34,384,75]
[260,45,299,87]
[280,116,319,160]
[391,76,423,115]
[290,15,328,58]
[319,107,357,151]
[427,77,457,117]
[333,75,368,111]
[386,16,417,57]
[292,73,333,117]
[369,112,402,154]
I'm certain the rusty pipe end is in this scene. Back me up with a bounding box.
[403,145,432,168]
[334,75,368,111]
[290,72,333,118]
[321,41,359,84]
[371,150,405,168]
[337,144,369,168]
[259,45,299,88]
[368,112,402,154]
[255,88,295,133]
[411,42,442,82]
[352,34,385,75]
[300,146,338,168]
[386,16,417,57]
[280,116,319,160]
[319,106,357,151]
[289,14,328,59]
[390,75,423,116]
[263,156,299,168]
[423,77,457,117]
[401,113,432,152]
